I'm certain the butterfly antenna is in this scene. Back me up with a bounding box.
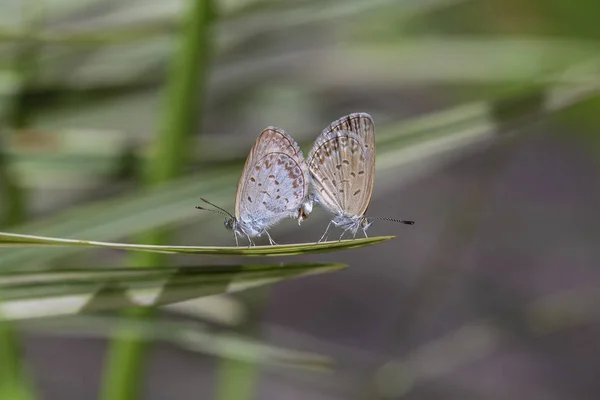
[374,216,415,225]
[195,205,228,217]
[196,197,234,218]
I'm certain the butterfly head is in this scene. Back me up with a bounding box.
[224,216,236,231]
[361,217,373,231]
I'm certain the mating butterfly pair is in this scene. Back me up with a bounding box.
[197,113,414,246]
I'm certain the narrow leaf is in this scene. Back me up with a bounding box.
[0,232,394,256]
[0,263,346,320]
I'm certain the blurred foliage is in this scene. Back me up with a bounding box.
[0,0,598,399]
[0,262,346,320]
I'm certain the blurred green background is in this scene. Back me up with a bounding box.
[0,0,599,399]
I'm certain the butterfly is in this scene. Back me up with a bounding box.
[196,126,310,246]
[304,112,414,241]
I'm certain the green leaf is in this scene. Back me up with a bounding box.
[20,315,334,372]
[0,231,393,256]
[0,262,346,320]
[310,40,599,86]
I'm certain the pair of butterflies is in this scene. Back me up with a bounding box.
[197,112,414,246]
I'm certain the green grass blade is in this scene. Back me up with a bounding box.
[0,320,35,400]
[0,263,346,320]
[0,232,394,256]
[20,315,333,372]
[217,359,260,400]
[216,288,269,400]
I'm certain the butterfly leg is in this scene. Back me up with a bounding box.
[245,234,255,247]
[362,229,369,238]
[339,227,357,241]
[318,221,333,243]
[264,230,278,246]
[233,232,239,247]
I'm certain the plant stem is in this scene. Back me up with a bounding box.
[216,289,270,400]
[0,2,43,398]
[0,139,31,400]
[0,320,35,400]
[0,139,26,227]
[100,1,214,399]
[216,359,261,400]
[0,0,42,227]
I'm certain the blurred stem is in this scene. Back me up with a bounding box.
[0,0,42,227]
[216,359,261,400]
[0,320,35,400]
[216,289,270,400]
[99,308,154,400]
[0,139,26,227]
[0,3,44,399]
[100,1,214,399]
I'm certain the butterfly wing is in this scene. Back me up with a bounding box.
[325,112,375,158]
[307,129,371,217]
[235,127,309,231]
[320,113,375,216]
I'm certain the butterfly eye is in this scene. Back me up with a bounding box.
[224,218,234,230]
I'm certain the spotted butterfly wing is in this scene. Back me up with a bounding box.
[307,129,372,219]
[308,113,375,218]
[234,127,309,236]
[325,112,375,158]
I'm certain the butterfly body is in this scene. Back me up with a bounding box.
[331,214,372,237]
